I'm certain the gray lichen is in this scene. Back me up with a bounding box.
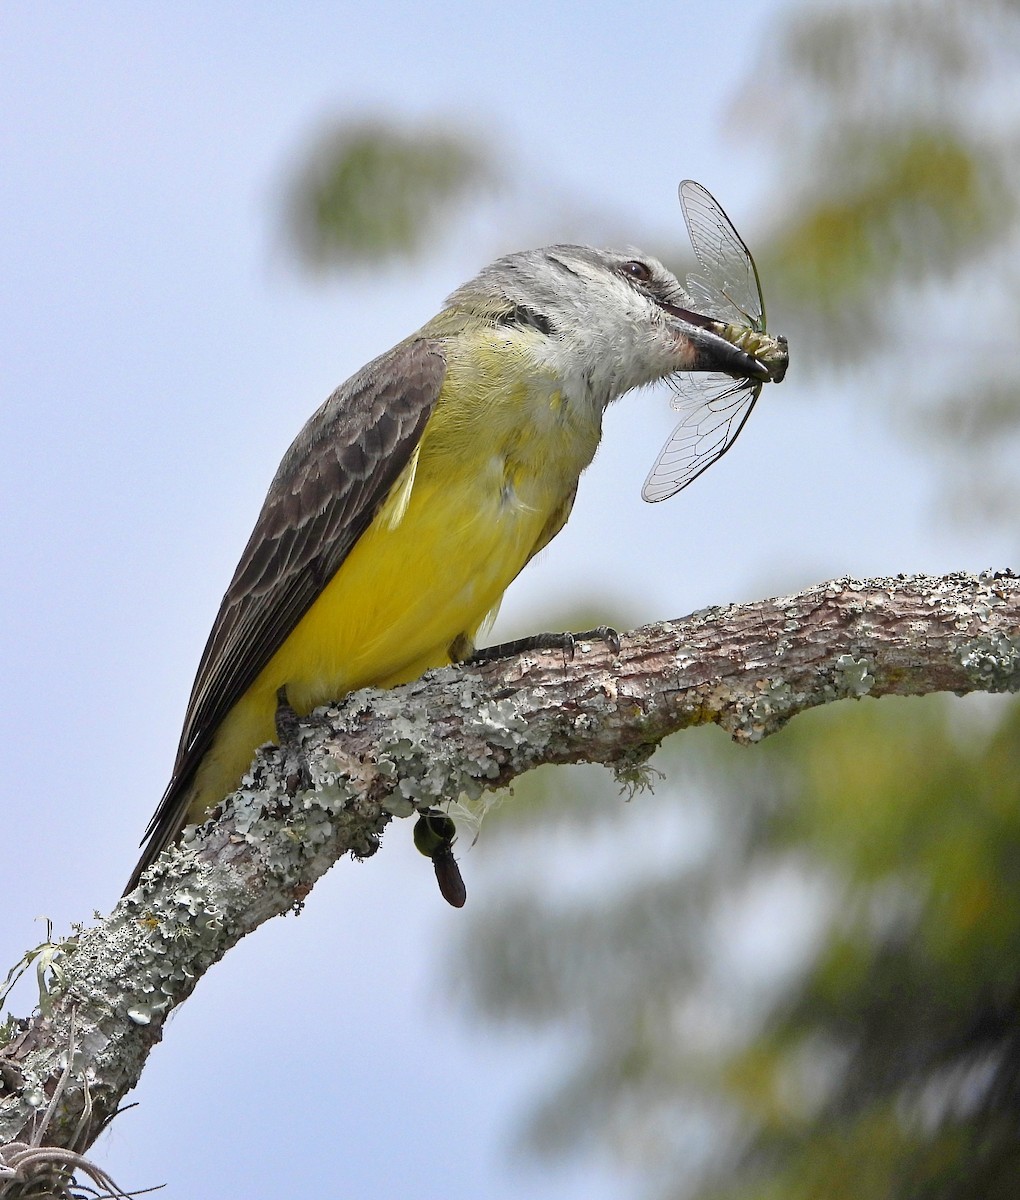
[959,632,1020,692]
[834,654,876,697]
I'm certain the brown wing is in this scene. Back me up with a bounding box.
[126,337,446,892]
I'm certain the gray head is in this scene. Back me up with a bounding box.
[445,245,768,407]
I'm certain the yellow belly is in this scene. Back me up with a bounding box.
[186,445,572,818]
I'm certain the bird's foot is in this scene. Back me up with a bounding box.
[469,625,621,665]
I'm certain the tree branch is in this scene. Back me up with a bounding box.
[3,570,1019,1166]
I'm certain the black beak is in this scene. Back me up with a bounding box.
[661,300,769,382]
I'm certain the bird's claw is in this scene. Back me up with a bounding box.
[469,625,620,665]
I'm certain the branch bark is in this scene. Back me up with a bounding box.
[3,570,1019,1165]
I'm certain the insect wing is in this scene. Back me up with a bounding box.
[679,179,765,331]
[641,373,761,503]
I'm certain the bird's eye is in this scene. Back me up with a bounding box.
[621,260,653,284]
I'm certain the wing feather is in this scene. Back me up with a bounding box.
[129,337,446,887]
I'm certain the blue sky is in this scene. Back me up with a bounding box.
[2,4,1013,1198]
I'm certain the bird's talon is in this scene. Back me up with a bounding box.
[582,625,621,655]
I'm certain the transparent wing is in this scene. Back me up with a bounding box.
[641,374,761,503]
[679,179,765,331]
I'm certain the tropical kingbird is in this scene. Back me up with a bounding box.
[125,242,774,893]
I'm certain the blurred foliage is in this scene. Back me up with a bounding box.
[284,118,497,270]
[756,0,1020,351]
[460,696,1020,1200]
[767,127,1009,342]
[750,0,1020,531]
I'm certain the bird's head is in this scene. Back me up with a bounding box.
[445,244,769,407]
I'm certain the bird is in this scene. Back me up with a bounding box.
[125,242,772,894]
